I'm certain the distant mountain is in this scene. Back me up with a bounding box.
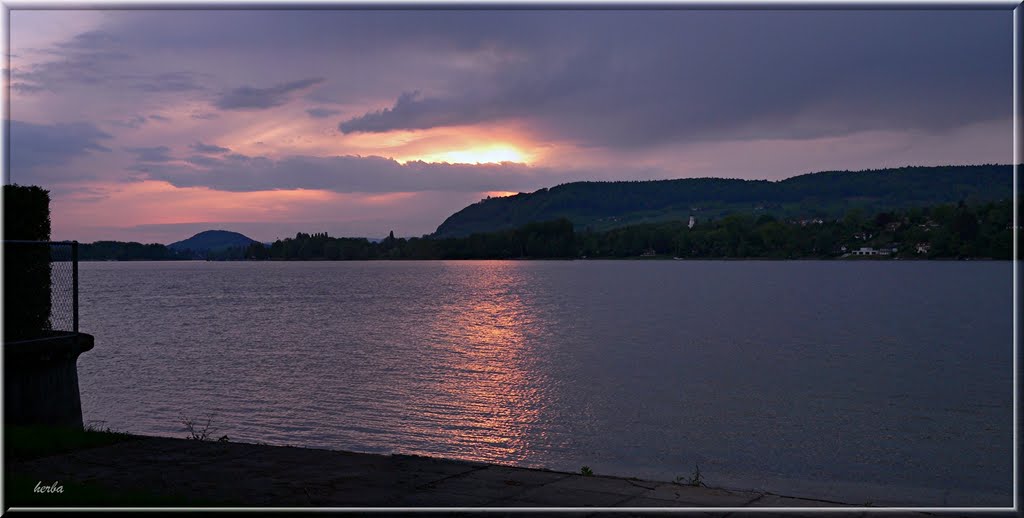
[434,164,1013,237]
[168,230,259,253]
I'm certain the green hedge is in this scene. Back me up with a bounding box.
[4,185,52,341]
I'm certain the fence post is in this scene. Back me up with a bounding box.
[72,241,79,334]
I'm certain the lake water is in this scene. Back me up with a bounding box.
[76,260,1013,506]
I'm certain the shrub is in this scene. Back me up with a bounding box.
[3,185,52,341]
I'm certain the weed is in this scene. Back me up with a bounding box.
[83,421,132,439]
[84,420,116,434]
[675,464,704,487]
[180,415,216,441]
[579,466,594,477]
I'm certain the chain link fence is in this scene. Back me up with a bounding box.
[3,241,78,342]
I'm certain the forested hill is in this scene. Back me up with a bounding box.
[433,164,1012,238]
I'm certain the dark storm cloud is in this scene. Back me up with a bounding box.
[80,10,566,54]
[18,10,1012,151]
[335,11,1010,147]
[339,90,505,133]
[140,152,569,194]
[12,29,205,94]
[306,107,341,119]
[124,146,174,163]
[214,78,325,110]
[190,141,230,154]
[9,120,112,171]
[12,49,129,92]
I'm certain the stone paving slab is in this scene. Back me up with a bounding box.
[581,511,732,518]
[415,467,567,502]
[636,483,761,506]
[395,489,497,507]
[721,514,869,518]
[8,434,878,509]
[746,493,859,507]
[545,474,657,496]
[492,485,634,507]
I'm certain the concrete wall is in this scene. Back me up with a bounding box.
[4,333,94,429]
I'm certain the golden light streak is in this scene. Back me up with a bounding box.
[405,145,529,165]
[441,146,526,164]
[375,123,544,165]
[410,262,541,465]
[484,191,520,198]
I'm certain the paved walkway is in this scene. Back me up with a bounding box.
[9,435,920,514]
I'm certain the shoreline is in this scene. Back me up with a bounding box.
[6,431,1005,510]
[73,256,1013,262]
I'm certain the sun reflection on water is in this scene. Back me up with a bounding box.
[415,262,543,465]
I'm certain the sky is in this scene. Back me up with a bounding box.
[5,8,1015,243]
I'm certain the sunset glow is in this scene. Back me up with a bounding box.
[414,145,529,165]
[57,181,340,227]
[3,10,1014,509]
[485,191,520,199]
[6,10,1010,243]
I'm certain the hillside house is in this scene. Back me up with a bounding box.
[795,218,824,226]
[852,246,897,256]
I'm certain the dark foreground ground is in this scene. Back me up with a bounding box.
[1,426,1009,515]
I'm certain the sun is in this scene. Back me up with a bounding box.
[416,145,529,165]
[441,146,526,164]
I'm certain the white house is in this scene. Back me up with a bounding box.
[852,247,896,256]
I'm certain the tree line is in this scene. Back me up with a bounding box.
[77,198,1016,261]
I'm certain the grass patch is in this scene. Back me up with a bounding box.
[4,472,232,508]
[4,425,236,507]
[4,425,138,462]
